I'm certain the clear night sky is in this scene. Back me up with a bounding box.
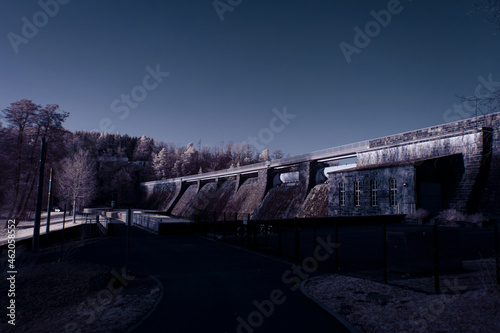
[1,0,499,156]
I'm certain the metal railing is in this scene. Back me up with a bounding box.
[143,140,370,187]
[206,216,500,295]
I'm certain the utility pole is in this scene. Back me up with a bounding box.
[33,138,47,251]
[46,168,53,233]
[126,208,131,275]
[60,204,66,261]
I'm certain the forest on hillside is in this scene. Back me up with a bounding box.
[0,99,286,220]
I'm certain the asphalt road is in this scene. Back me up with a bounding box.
[71,224,349,333]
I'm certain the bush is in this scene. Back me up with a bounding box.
[405,209,429,220]
[438,209,466,222]
[437,209,484,225]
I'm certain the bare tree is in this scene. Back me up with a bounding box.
[1,100,39,218]
[459,1,500,116]
[458,90,500,117]
[0,122,10,213]
[271,149,285,160]
[16,104,69,217]
[469,0,500,30]
[57,150,96,223]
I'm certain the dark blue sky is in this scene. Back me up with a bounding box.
[2,0,499,156]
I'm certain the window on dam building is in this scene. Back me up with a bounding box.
[328,164,418,216]
[339,182,346,206]
[389,178,397,206]
[370,180,378,206]
[354,181,361,206]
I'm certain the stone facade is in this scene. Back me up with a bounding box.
[328,165,415,216]
[359,129,488,212]
[329,113,500,217]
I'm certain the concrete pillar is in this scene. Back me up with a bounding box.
[299,161,328,195]
[166,181,192,215]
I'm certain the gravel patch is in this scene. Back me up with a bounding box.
[304,270,500,333]
[0,239,161,333]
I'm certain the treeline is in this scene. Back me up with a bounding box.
[0,99,285,219]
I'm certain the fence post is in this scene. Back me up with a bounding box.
[294,220,300,263]
[383,223,388,284]
[235,221,238,243]
[246,222,252,248]
[433,223,440,294]
[494,223,499,286]
[335,222,339,273]
[213,220,217,240]
[60,204,66,260]
[126,208,131,275]
[313,220,317,252]
[223,219,226,241]
[253,223,257,249]
[278,229,282,256]
[264,222,268,252]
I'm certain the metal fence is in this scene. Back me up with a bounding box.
[206,216,500,294]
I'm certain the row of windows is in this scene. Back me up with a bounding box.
[339,179,398,207]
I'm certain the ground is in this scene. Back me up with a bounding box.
[304,264,500,333]
[2,217,499,332]
[0,237,160,333]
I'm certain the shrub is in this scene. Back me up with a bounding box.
[405,209,429,220]
[437,209,466,222]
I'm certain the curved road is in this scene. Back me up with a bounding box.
[73,224,349,333]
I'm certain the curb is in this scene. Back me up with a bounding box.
[300,276,361,333]
[126,274,165,333]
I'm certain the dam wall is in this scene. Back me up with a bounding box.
[142,181,179,211]
[252,162,326,220]
[141,113,500,220]
[207,179,238,221]
[170,184,198,217]
[298,183,329,218]
[223,170,270,220]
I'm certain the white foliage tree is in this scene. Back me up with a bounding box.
[133,135,154,161]
[57,150,96,223]
[152,147,169,179]
[259,149,270,161]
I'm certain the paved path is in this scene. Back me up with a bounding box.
[72,225,349,333]
[0,212,86,246]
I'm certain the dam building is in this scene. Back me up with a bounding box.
[141,112,500,220]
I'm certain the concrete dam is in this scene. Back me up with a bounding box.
[141,112,500,220]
